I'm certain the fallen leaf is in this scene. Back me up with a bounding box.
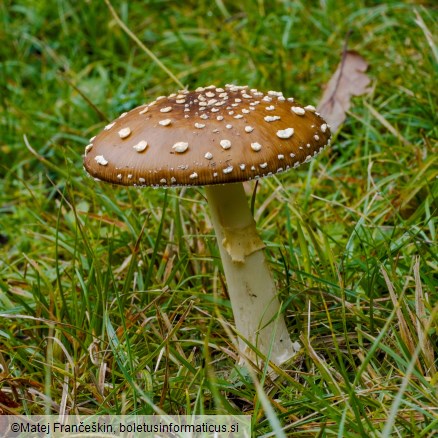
[317,50,371,132]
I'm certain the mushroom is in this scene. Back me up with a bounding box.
[83,85,331,367]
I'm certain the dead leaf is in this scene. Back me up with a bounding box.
[317,50,371,132]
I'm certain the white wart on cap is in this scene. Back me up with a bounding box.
[83,85,331,186]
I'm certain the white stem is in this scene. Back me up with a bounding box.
[205,183,299,366]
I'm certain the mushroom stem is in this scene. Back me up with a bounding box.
[205,182,299,366]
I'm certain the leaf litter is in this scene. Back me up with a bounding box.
[317,50,371,132]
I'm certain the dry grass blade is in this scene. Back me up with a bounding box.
[413,257,436,375]
[59,364,70,418]
[414,8,438,63]
[364,102,411,146]
[98,362,108,398]
[103,0,184,89]
[317,50,371,132]
[381,267,416,361]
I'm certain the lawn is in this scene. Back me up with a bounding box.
[0,0,437,436]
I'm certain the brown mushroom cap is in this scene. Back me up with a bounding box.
[83,85,331,187]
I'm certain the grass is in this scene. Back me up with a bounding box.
[1,0,437,436]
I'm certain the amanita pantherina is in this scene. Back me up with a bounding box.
[83,85,331,367]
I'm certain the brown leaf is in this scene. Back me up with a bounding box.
[317,50,371,132]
